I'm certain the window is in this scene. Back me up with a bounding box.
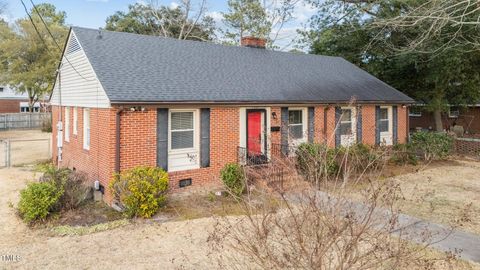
[409,106,422,117]
[0,87,3,92]
[448,107,460,118]
[379,108,389,132]
[170,111,195,150]
[340,109,353,135]
[83,108,90,150]
[73,107,78,135]
[65,107,70,142]
[20,106,28,112]
[288,110,304,140]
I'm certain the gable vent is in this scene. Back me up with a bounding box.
[66,34,81,55]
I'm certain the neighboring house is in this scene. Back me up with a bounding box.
[50,27,414,203]
[0,86,41,113]
[409,105,480,134]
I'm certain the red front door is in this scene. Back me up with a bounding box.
[247,111,262,155]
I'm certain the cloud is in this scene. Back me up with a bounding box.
[205,11,223,23]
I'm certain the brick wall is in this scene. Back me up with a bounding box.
[52,104,409,204]
[0,99,26,113]
[117,107,240,192]
[410,107,480,134]
[52,106,117,202]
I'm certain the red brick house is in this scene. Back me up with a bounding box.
[0,86,39,113]
[409,105,480,135]
[50,27,413,203]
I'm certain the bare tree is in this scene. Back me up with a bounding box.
[147,0,212,41]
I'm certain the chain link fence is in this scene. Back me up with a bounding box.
[0,138,51,168]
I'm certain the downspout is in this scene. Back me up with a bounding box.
[115,107,124,173]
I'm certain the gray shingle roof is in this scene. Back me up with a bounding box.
[72,27,413,104]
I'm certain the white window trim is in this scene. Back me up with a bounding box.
[448,107,460,118]
[83,108,90,150]
[379,106,392,134]
[340,106,357,146]
[168,109,199,154]
[379,106,393,146]
[64,107,70,142]
[73,107,78,135]
[288,107,308,144]
[409,107,422,117]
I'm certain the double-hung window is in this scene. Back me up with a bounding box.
[288,110,304,140]
[83,108,90,150]
[64,107,70,142]
[170,111,195,150]
[340,109,353,135]
[73,107,78,135]
[379,108,389,132]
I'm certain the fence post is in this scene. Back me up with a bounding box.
[47,137,51,158]
[5,140,10,167]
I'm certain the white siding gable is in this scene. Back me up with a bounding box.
[50,31,110,108]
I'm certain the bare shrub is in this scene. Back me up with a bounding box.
[208,146,457,269]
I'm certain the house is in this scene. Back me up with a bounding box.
[409,105,480,135]
[0,86,41,113]
[50,27,414,203]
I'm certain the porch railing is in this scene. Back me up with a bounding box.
[237,143,298,166]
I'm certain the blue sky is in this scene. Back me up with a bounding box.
[3,0,316,49]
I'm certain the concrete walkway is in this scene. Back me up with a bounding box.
[287,190,480,263]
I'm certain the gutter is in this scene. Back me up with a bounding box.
[115,107,124,173]
[110,100,416,106]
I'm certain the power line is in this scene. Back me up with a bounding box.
[29,0,62,50]
[25,0,95,82]
[20,0,48,47]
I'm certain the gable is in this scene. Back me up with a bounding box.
[50,31,111,108]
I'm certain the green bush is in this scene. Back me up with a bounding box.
[220,163,246,197]
[337,144,381,173]
[18,181,63,223]
[390,144,418,165]
[410,132,453,161]
[38,163,90,210]
[296,143,338,183]
[110,166,169,218]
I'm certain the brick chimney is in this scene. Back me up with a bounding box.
[241,36,266,49]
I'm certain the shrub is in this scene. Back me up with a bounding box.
[390,144,418,165]
[337,144,382,173]
[38,163,90,210]
[296,143,338,184]
[18,181,63,223]
[410,132,453,161]
[220,163,246,197]
[41,116,52,133]
[110,166,169,218]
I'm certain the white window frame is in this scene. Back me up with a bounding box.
[168,109,199,153]
[448,107,460,118]
[409,106,422,117]
[83,108,90,150]
[64,107,70,142]
[340,107,357,146]
[73,107,78,135]
[288,107,308,144]
[379,106,393,145]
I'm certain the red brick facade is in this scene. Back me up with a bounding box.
[52,104,409,204]
[410,107,480,134]
[0,99,27,113]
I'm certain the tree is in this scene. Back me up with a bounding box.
[222,0,301,49]
[222,0,271,44]
[301,0,480,131]
[105,1,216,41]
[0,3,68,112]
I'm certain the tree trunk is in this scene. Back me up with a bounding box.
[433,109,443,132]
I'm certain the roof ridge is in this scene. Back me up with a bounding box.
[70,26,343,60]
